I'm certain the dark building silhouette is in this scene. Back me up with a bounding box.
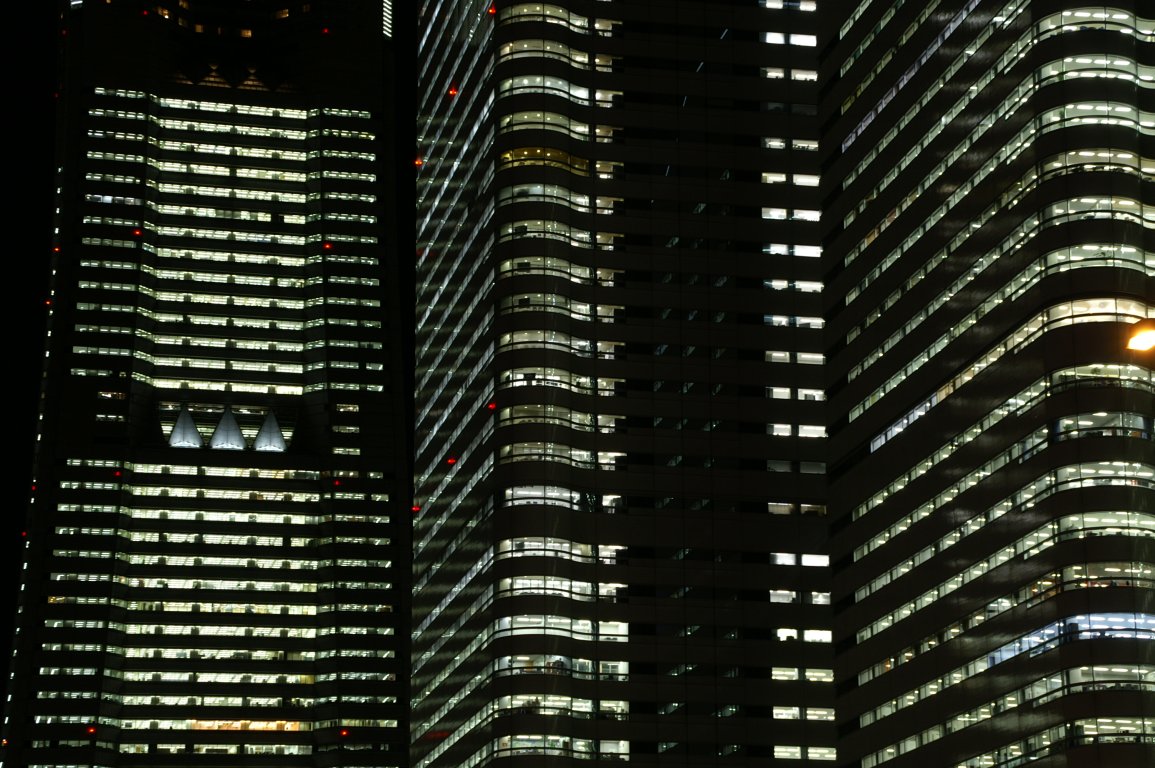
[823,1,1155,766]
[2,2,409,766]
[13,2,1150,767]
[413,1,833,766]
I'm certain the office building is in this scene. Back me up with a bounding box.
[2,1,408,766]
[823,1,1155,766]
[414,1,833,765]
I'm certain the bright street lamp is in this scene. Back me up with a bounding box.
[1126,319,1155,352]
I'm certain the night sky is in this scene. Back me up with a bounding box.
[3,2,58,683]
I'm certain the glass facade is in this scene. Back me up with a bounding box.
[824,1,1155,766]
[2,2,408,767]
[415,1,834,765]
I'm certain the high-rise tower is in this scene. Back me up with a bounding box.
[2,2,409,766]
[414,1,834,765]
[823,1,1155,766]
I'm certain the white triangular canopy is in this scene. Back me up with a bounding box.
[168,407,203,449]
[210,407,246,450]
[254,410,287,453]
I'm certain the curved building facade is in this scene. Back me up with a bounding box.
[415,0,834,765]
[823,2,1155,766]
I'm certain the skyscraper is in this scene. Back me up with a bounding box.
[414,1,834,765]
[2,2,409,766]
[823,1,1155,765]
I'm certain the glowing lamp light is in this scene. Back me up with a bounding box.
[448,86,458,97]
[322,241,333,250]
[446,457,457,465]
[321,27,330,34]
[486,402,496,411]
[1126,320,1155,352]
[333,479,341,486]
[132,228,143,236]
[411,505,422,513]
[339,729,350,737]
[86,726,97,734]
[488,4,497,14]
[415,157,424,167]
